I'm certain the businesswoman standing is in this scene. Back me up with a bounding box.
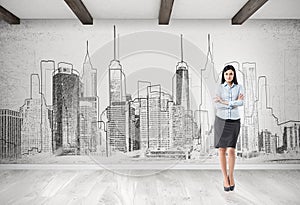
[214,65,244,192]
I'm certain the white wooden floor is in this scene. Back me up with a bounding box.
[0,169,299,205]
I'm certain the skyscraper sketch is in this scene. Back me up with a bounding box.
[258,130,278,154]
[20,74,52,154]
[81,42,97,98]
[107,26,127,152]
[79,97,97,154]
[139,97,149,150]
[0,28,299,161]
[175,35,190,111]
[284,124,300,151]
[125,96,137,152]
[175,62,190,111]
[171,35,194,150]
[242,63,259,153]
[53,63,80,154]
[171,106,194,149]
[148,86,162,150]
[0,109,22,159]
[109,26,126,106]
[107,103,127,152]
[136,81,151,151]
[160,94,172,150]
[79,41,98,154]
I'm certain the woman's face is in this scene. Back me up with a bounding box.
[224,69,234,84]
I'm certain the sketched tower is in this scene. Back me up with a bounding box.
[175,35,190,111]
[53,63,80,154]
[20,74,52,155]
[107,26,127,152]
[107,59,127,152]
[175,62,190,111]
[0,109,22,159]
[242,63,259,152]
[79,41,98,154]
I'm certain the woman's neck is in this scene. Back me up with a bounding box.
[227,81,233,87]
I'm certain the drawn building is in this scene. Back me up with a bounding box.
[107,52,128,152]
[270,134,278,154]
[243,63,259,152]
[53,64,80,154]
[20,98,52,154]
[139,98,149,150]
[171,36,194,150]
[171,106,194,149]
[148,90,161,150]
[0,109,22,158]
[81,42,97,98]
[134,115,140,151]
[284,124,300,151]
[107,102,126,152]
[160,109,171,150]
[159,95,172,150]
[79,42,98,154]
[109,59,125,105]
[126,104,136,152]
[175,35,190,111]
[175,61,190,111]
[79,97,97,154]
[258,129,271,153]
[20,74,52,155]
[106,26,128,153]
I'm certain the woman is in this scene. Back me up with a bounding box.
[214,65,244,192]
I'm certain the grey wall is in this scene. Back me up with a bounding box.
[0,19,299,136]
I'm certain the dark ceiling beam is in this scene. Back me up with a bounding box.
[159,0,174,25]
[0,6,20,24]
[232,0,268,25]
[64,0,93,25]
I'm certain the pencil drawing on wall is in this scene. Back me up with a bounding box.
[1,26,300,167]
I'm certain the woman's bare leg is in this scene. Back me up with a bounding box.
[228,147,236,186]
[219,148,229,187]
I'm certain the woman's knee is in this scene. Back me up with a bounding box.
[227,148,235,156]
[219,148,226,155]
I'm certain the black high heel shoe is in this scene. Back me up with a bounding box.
[224,186,230,192]
[224,178,230,192]
[228,176,235,191]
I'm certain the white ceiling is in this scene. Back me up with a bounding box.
[0,0,299,20]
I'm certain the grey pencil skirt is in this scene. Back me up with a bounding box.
[214,116,240,149]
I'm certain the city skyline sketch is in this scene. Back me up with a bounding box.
[1,28,300,166]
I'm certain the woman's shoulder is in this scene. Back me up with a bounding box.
[236,84,243,89]
[235,84,244,93]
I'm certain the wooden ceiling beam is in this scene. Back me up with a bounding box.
[0,6,20,24]
[232,0,268,25]
[64,0,93,25]
[159,0,174,25]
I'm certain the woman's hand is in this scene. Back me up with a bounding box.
[214,96,228,105]
[214,96,222,103]
[238,94,244,100]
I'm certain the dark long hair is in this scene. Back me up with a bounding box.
[221,65,238,85]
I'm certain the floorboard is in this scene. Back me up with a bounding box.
[0,169,299,205]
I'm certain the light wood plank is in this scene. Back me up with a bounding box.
[0,170,299,204]
[41,171,78,197]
